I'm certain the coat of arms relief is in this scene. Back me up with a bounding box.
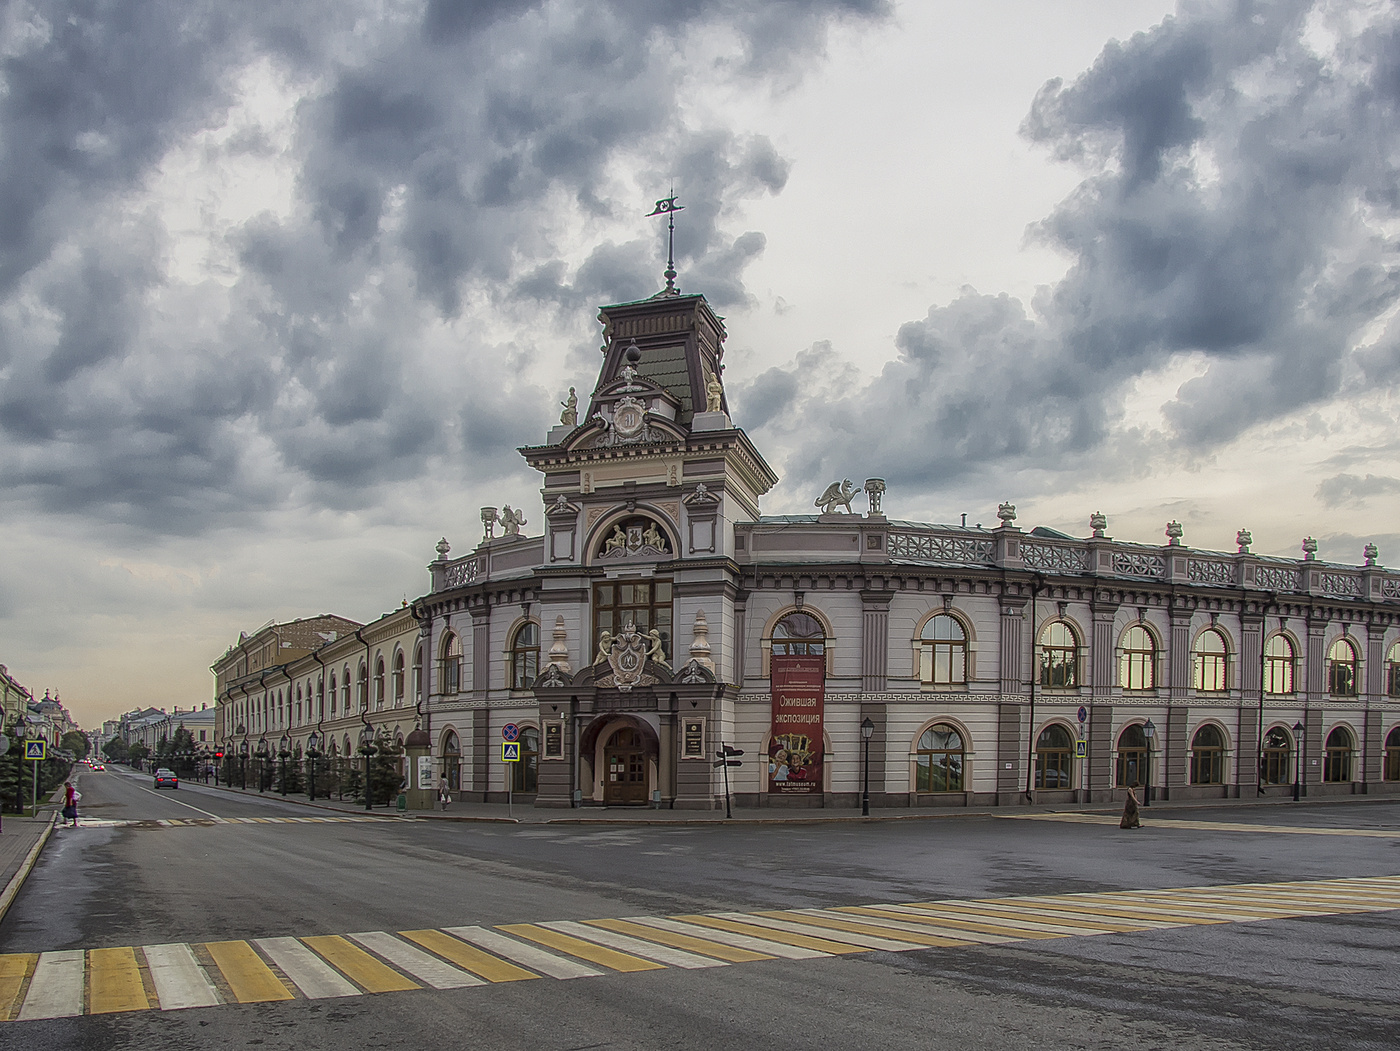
[593,620,668,691]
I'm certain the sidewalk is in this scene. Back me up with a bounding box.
[0,797,61,924]
[193,776,1400,826]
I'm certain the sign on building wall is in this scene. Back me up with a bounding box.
[769,655,824,794]
[417,755,436,790]
[681,718,706,760]
[543,722,564,759]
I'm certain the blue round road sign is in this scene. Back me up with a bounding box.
[502,723,521,742]
[1077,706,1088,724]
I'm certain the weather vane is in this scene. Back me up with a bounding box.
[647,191,683,295]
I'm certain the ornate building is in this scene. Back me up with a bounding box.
[215,283,1400,809]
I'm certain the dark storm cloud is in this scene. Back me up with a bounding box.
[0,0,888,533]
[742,0,1400,493]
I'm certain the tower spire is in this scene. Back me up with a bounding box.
[646,191,683,295]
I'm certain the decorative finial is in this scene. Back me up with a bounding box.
[1165,521,1184,546]
[1301,536,1318,560]
[690,610,715,672]
[480,507,498,540]
[1236,528,1252,554]
[548,615,571,673]
[1089,511,1107,538]
[647,192,683,295]
[863,478,886,516]
[435,537,451,560]
[997,502,1017,526]
[1363,542,1379,567]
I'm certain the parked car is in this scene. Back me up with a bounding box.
[154,768,179,789]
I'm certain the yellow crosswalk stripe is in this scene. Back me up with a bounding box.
[963,902,1152,933]
[914,903,1116,937]
[87,946,149,1015]
[496,924,664,973]
[203,941,293,1003]
[301,937,420,993]
[897,905,1068,940]
[0,954,36,1022]
[582,919,773,962]
[674,915,866,954]
[1002,898,1194,928]
[397,930,538,983]
[834,906,1021,943]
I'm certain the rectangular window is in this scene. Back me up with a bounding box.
[1264,656,1293,695]
[593,580,673,662]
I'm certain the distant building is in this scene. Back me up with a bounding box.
[0,664,31,731]
[214,281,1400,807]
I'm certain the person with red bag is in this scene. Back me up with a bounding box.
[62,781,80,827]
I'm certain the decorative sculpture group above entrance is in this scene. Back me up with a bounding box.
[597,516,671,560]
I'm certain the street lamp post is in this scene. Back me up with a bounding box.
[278,733,290,797]
[359,721,376,811]
[1293,719,1305,802]
[307,730,321,801]
[15,711,30,815]
[1142,719,1156,807]
[860,717,875,817]
[255,737,269,793]
[239,740,249,790]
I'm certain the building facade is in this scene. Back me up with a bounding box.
[215,285,1400,808]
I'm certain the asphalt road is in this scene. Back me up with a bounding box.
[3,765,1397,1050]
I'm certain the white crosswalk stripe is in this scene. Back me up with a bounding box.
[540,921,725,969]
[441,926,602,979]
[16,951,85,1021]
[255,938,359,999]
[346,932,483,989]
[624,916,831,959]
[143,943,221,1010]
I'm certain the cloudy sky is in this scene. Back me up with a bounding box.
[2,0,1397,727]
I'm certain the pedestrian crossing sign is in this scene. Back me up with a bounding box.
[502,742,520,762]
[1075,740,1087,758]
[25,739,46,760]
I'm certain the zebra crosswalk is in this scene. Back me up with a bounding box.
[60,815,387,830]
[2,874,1397,1022]
[1008,812,1400,839]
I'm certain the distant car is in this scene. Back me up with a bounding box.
[92,763,105,771]
[154,768,179,789]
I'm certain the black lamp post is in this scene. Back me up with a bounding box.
[359,721,376,811]
[1293,719,1305,802]
[15,711,31,815]
[255,736,269,793]
[860,717,875,816]
[239,735,249,790]
[1142,719,1156,807]
[278,733,290,796]
[307,730,321,801]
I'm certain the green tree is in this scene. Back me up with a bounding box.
[102,737,130,763]
[61,731,90,759]
[128,742,151,769]
[168,727,196,775]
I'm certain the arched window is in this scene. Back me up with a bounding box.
[1190,725,1225,784]
[1260,727,1292,786]
[1035,725,1074,788]
[919,614,967,686]
[392,651,405,704]
[1385,727,1400,782]
[1120,625,1155,690]
[1327,638,1358,697]
[1264,635,1295,695]
[1386,642,1400,698]
[329,673,338,715]
[374,657,386,709]
[439,633,462,695]
[513,727,540,792]
[412,644,423,700]
[341,665,351,711]
[1039,622,1078,688]
[1193,630,1228,692]
[1323,727,1354,782]
[357,661,369,710]
[1116,724,1148,787]
[510,623,540,689]
[317,676,325,720]
[914,724,964,792]
[772,612,826,656]
[441,730,461,791]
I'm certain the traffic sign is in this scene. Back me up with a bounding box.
[1075,740,1087,758]
[24,739,46,760]
[502,723,521,742]
[1077,706,1088,723]
[502,742,520,762]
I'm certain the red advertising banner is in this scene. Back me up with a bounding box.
[769,654,825,794]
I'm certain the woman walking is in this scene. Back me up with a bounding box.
[62,781,81,828]
[437,775,451,811]
[1120,785,1141,830]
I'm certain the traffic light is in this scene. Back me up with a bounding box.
[214,751,224,760]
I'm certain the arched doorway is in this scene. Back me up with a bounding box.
[603,726,648,805]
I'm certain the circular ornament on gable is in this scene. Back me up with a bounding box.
[613,398,646,439]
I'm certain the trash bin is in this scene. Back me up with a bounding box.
[396,792,407,814]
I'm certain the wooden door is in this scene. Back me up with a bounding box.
[603,728,648,805]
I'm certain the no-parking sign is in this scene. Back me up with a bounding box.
[502,723,521,742]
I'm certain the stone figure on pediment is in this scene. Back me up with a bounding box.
[560,387,578,427]
[604,525,628,554]
[641,522,667,551]
[704,368,723,413]
[499,505,527,537]
[815,479,857,514]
